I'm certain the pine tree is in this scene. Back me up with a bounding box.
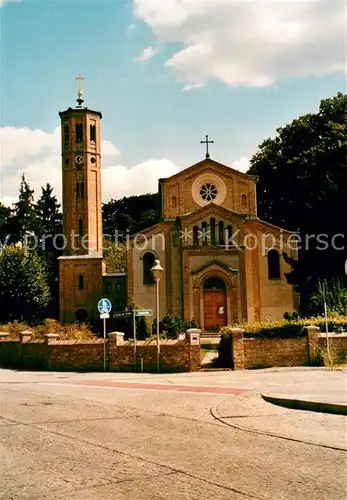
[12,174,36,244]
[34,184,63,320]
[35,183,62,238]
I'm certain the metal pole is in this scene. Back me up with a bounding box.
[133,308,136,371]
[322,282,329,354]
[156,278,160,372]
[103,317,106,372]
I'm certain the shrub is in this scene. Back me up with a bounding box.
[0,319,95,340]
[152,314,196,339]
[126,302,152,339]
[220,314,347,340]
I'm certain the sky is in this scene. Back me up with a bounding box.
[0,0,346,207]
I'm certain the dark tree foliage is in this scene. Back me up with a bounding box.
[11,174,36,243]
[0,246,51,323]
[34,184,63,318]
[249,92,347,312]
[102,193,159,239]
[0,203,12,248]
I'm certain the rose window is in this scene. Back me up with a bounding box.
[200,183,217,201]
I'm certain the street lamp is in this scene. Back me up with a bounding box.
[151,259,163,372]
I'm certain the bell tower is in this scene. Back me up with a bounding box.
[59,75,103,255]
[58,77,105,323]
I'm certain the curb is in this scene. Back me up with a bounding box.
[210,396,347,452]
[261,394,347,416]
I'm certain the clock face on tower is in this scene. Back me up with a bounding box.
[75,155,83,165]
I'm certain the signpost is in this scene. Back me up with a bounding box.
[113,309,153,371]
[97,298,112,371]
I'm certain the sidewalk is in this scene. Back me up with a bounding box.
[212,377,347,451]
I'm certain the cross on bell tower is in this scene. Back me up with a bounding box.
[200,134,214,159]
[76,74,84,107]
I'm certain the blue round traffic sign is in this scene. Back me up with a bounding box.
[98,298,112,314]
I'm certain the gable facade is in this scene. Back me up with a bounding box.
[128,158,297,330]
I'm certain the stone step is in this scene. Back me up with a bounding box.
[201,350,219,367]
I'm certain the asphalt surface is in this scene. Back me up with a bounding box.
[0,368,346,499]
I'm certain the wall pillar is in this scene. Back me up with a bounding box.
[108,332,125,370]
[186,328,201,372]
[19,330,32,343]
[230,327,245,370]
[44,334,59,369]
[306,325,320,364]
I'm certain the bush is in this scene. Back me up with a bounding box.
[220,314,347,341]
[0,319,95,340]
[126,302,152,340]
[152,314,196,339]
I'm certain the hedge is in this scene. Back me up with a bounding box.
[220,314,347,340]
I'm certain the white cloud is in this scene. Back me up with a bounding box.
[133,0,345,88]
[126,23,136,35]
[135,46,159,62]
[232,156,250,174]
[102,159,179,200]
[0,0,21,7]
[0,126,251,208]
[182,83,204,92]
[0,126,120,207]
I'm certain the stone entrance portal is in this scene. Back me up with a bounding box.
[203,277,227,331]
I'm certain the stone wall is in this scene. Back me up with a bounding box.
[0,329,201,373]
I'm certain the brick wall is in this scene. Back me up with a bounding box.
[0,330,201,373]
[48,340,104,370]
[244,338,307,368]
[224,326,347,369]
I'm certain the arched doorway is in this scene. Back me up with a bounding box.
[75,308,88,323]
[203,276,227,330]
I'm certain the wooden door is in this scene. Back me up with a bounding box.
[204,290,227,330]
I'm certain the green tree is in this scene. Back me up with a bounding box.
[102,193,159,236]
[12,174,36,244]
[34,184,63,319]
[103,240,126,272]
[249,92,347,312]
[0,245,51,323]
[35,183,62,238]
[0,202,12,249]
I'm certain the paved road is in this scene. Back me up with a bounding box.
[0,368,346,499]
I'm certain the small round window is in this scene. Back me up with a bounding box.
[200,183,217,201]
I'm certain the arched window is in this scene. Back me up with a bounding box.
[75,123,83,142]
[226,224,233,246]
[76,182,80,199]
[193,226,199,246]
[172,196,177,209]
[204,277,226,291]
[78,218,83,236]
[218,221,224,245]
[143,252,155,285]
[241,194,247,208]
[106,282,112,294]
[210,218,216,245]
[268,249,281,279]
[90,124,96,142]
[78,275,84,290]
[201,221,208,245]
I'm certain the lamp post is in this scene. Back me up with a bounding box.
[151,259,163,372]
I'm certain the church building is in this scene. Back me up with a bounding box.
[58,83,297,329]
